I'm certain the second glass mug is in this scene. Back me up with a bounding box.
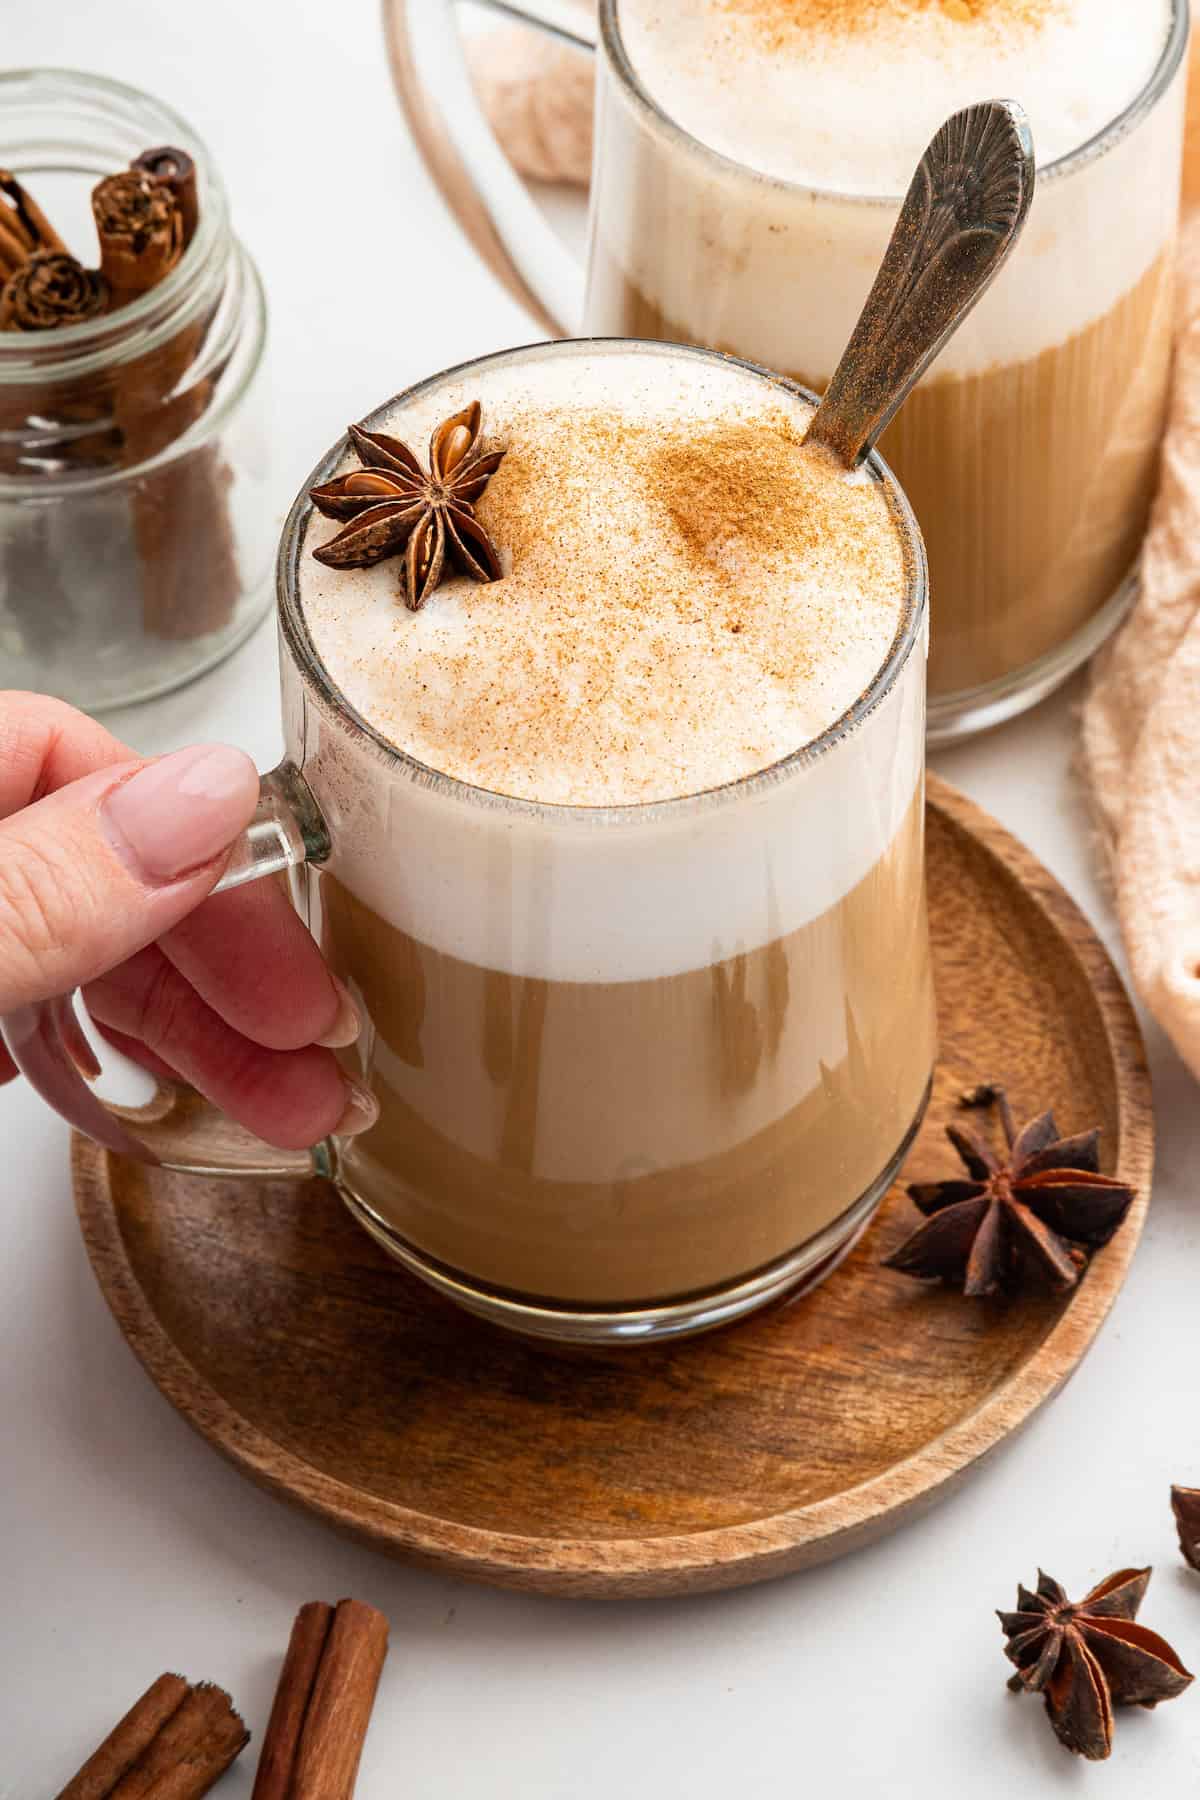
[386,0,1189,742]
[2,339,936,1347]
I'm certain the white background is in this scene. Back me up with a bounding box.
[3,2,1200,1794]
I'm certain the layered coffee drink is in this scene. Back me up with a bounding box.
[289,341,934,1328]
[585,0,1186,731]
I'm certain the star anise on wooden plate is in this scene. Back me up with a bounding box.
[310,401,506,610]
[883,1082,1136,1297]
[999,1568,1193,1760]
[1172,1487,1200,1572]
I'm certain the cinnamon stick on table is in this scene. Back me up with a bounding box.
[55,1673,248,1800]
[253,1599,390,1800]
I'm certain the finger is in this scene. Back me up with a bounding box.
[159,878,359,1052]
[0,690,133,816]
[84,948,374,1151]
[92,1020,184,1086]
[0,743,260,1013]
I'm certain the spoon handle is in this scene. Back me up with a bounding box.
[807,100,1035,468]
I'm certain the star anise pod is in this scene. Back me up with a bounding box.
[1172,1487,1200,1572]
[309,401,506,610]
[999,1568,1193,1760]
[882,1082,1136,1296]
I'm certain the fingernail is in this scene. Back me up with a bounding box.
[101,745,261,884]
[335,1077,379,1139]
[316,977,362,1049]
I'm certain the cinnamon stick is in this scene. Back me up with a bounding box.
[94,155,239,641]
[0,210,30,279]
[0,166,67,256]
[0,169,114,483]
[92,169,183,307]
[132,146,199,247]
[253,1603,335,1800]
[0,251,109,331]
[57,1674,191,1800]
[253,1599,389,1800]
[55,1675,248,1800]
[0,171,94,329]
[109,1684,248,1800]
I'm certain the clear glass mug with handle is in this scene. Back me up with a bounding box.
[1,337,935,1348]
[384,0,1189,743]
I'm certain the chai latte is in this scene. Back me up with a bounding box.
[295,343,934,1313]
[585,0,1185,722]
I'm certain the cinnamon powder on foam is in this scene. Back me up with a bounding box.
[456,406,902,784]
[321,393,905,805]
[480,405,899,650]
[718,0,1059,39]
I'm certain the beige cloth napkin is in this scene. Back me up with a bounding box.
[467,25,594,186]
[471,28,1200,1083]
[1079,56,1200,1085]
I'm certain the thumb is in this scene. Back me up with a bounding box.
[0,743,261,1012]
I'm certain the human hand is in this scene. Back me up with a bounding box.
[0,691,376,1148]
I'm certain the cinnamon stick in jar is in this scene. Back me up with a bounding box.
[132,145,199,245]
[0,172,100,333]
[0,173,113,476]
[0,210,30,281]
[92,169,183,307]
[91,148,240,642]
[0,166,68,258]
[0,251,108,331]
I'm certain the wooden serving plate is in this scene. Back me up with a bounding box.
[74,776,1152,1600]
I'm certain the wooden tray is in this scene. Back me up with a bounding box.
[73,776,1153,1600]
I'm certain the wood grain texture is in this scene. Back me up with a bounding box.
[73,777,1153,1600]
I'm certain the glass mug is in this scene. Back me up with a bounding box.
[386,0,1189,742]
[3,340,935,1347]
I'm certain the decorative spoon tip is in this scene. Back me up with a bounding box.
[807,98,1036,470]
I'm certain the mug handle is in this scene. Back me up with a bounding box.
[0,762,336,1181]
[382,0,594,335]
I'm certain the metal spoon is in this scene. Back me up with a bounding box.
[806,100,1035,468]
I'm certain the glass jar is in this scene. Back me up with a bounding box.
[0,68,271,712]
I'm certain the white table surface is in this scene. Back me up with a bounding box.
[4,2,1200,1794]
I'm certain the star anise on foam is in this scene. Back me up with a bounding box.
[309,401,505,610]
[999,1568,1193,1760]
[882,1082,1136,1297]
[1172,1487,1200,1573]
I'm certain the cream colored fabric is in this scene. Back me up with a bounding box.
[1081,39,1200,1084]
[467,26,594,186]
[472,19,1200,1081]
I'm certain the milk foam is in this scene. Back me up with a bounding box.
[286,342,926,982]
[300,347,906,807]
[590,0,1184,377]
[619,0,1171,192]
